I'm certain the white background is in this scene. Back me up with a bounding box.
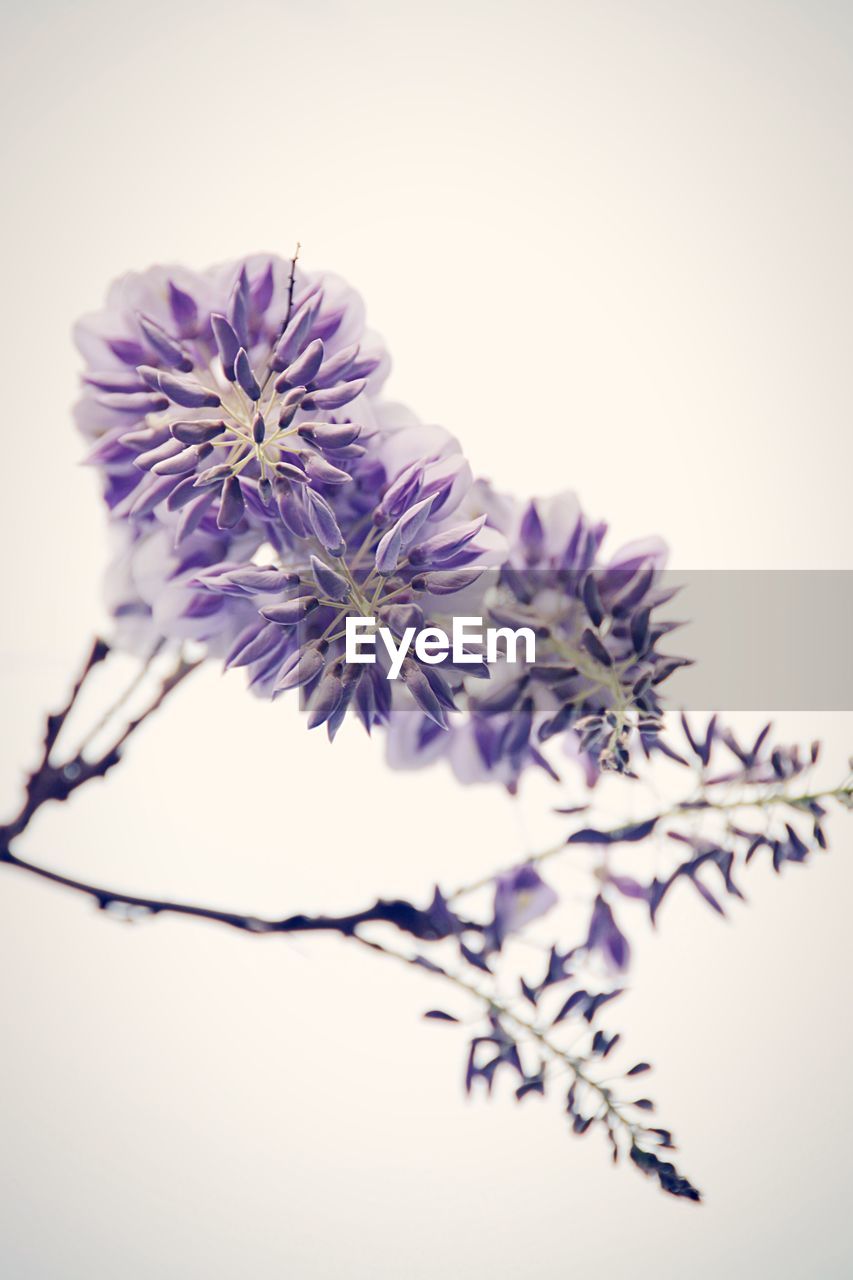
[1,1,851,1275]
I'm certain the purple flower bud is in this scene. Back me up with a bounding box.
[166,475,202,511]
[354,669,376,732]
[308,671,344,729]
[84,434,133,466]
[252,412,266,444]
[419,568,484,595]
[261,595,319,625]
[421,664,458,712]
[229,622,286,669]
[277,385,306,428]
[182,593,223,620]
[346,353,383,381]
[409,516,486,567]
[224,621,267,668]
[420,454,468,515]
[310,555,350,602]
[128,474,179,518]
[153,442,211,478]
[167,281,199,338]
[170,419,226,445]
[175,491,215,542]
[234,349,261,401]
[119,424,171,450]
[250,262,275,318]
[581,628,613,667]
[137,315,192,371]
[134,438,184,471]
[228,266,250,347]
[220,565,299,594]
[322,442,366,462]
[275,485,310,536]
[217,476,245,529]
[152,443,212,476]
[400,659,448,728]
[519,501,544,558]
[108,338,147,365]
[310,305,345,342]
[313,343,358,387]
[273,645,326,693]
[304,489,345,556]
[211,313,241,380]
[396,494,436,548]
[157,370,222,409]
[304,454,351,486]
[194,462,233,487]
[274,460,310,484]
[99,391,172,422]
[297,422,362,450]
[611,567,655,619]
[585,895,630,972]
[137,365,165,391]
[271,297,320,371]
[301,379,366,411]
[428,545,487,570]
[630,607,650,654]
[83,370,149,393]
[275,338,324,391]
[582,573,605,628]
[95,390,170,414]
[378,463,423,521]
[608,875,650,902]
[375,523,403,574]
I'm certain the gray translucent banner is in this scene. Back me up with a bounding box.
[305,567,853,713]
[409,568,853,711]
[653,570,853,711]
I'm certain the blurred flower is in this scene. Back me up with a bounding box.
[490,864,559,949]
[583,895,631,973]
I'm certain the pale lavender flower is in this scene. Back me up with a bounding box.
[490,865,559,948]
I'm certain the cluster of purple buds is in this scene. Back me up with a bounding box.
[76,255,386,546]
[385,488,686,788]
[478,492,687,776]
[193,466,505,733]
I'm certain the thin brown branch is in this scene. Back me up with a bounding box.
[284,240,301,329]
[0,647,201,847]
[0,845,473,942]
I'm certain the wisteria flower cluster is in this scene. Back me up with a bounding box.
[2,250,850,1206]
